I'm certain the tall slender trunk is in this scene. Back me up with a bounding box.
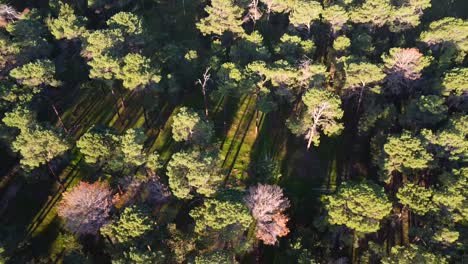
[401,173,409,245]
[202,87,209,118]
[47,160,64,189]
[223,96,228,134]
[306,124,317,150]
[51,103,69,134]
[352,230,358,264]
[255,110,260,135]
[356,85,365,114]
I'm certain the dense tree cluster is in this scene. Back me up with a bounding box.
[0,0,465,263]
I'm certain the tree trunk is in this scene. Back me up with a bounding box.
[51,103,69,134]
[401,206,410,246]
[306,125,316,150]
[110,88,123,121]
[255,110,260,136]
[47,160,64,189]
[202,88,209,118]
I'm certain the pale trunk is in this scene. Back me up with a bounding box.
[306,124,317,150]
[51,103,68,134]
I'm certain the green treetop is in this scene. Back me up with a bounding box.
[195,250,238,264]
[47,2,87,40]
[344,62,385,90]
[10,60,61,87]
[397,183,436,215]
[119,128,147,167]
[190,192,253,235]
[275,34,316,63]
[166,149,223,199]
[402,95,448,127]
[333,36,351,52]
[441,67,467,97]
[433,169,467,224]
[289,0,322,34]
[81,29,124,58]
[76,128,116,165]
[382,132,433,177]
[196,0,244,37]
[323,182,392,233]
[419,17,468,53]
[260,0,295,14]
[2,106,36,132]
[287,89,343,149]
[117,53,161,90]
[101,205,154,244]
[11,126,69,170]
[422,115,467,162]
[382,245,448,264]
[349,0,394,28]
[107,12,143,36]
[171,107,214,146]
[88,54,120,80]
[322,5,349,36]
[229,31,270,66]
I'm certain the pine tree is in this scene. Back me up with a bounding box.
[47,2,87,40]
[196,0,244,37]
[287,89,343,149]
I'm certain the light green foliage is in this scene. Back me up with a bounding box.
[441,67,467,96]
[322,5,349,34]
[190,194,253,234]
[382,245,448,264]
[82,29,124,58]
[117,53,161,90]
[350,0,393,27]
[287,89,343,148]
[289,0,322,33]
[397,183,435,215]
[333,36,351,51]
[422,115,467,162]
[388,0,431,32]
[260,0,295,14]
[344,62,385,90]
[275,34,316,62]
[246,60,300,88]
[196,0,244,36]
[323,182,392,233]
[101,205,154,244]
[120,129,147,167]
[10,60,60,87]
[107,12,143,36]
[382,132,432,175]
[88,54,120,80]
[11,126,69,169]
[419,18,468,52]
[171,107,213,146]
[195,250,238,264]
[433,227,459,244]
[76,129,115,164]
[403,95,448,127]
[215,62,243,96]
[112,246,162,264]
[2,106,36,132]
[230,31,270,65]
[166,150,223,199]
[433,169,468,223]
[47,2,87,40]
[77,128,147,170]
[0,81,37,107]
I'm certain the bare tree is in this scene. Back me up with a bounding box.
[58,181,113,235]
[0,5,21,26]
[196,67,211,118]
[245,184,291,245]
[383,48,431,95]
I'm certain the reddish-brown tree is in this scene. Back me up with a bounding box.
[58,181,113,235]
[245,184,291,245]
